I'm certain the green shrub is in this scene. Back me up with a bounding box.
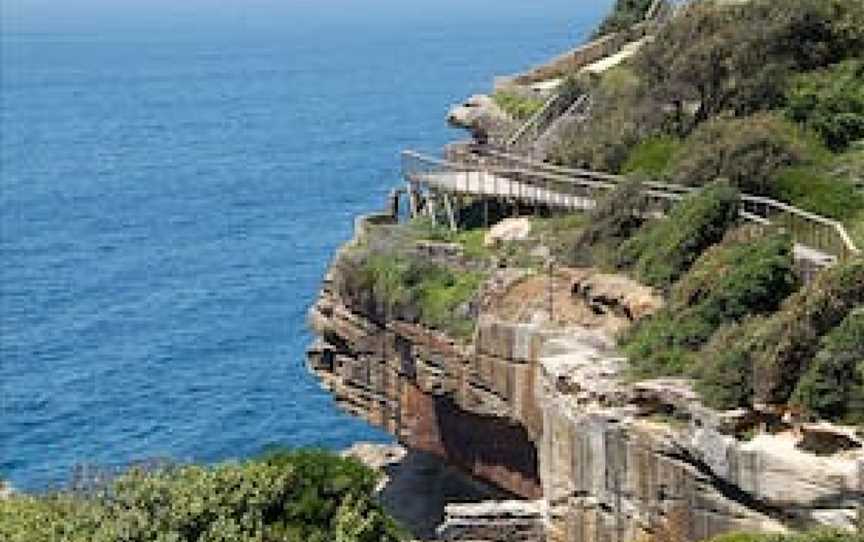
[0,451,404,542]
[617,180,740,288]
[751,258,864,405]
[636,0,864,130]
[594,0,654,37]
[621,136,681,177]
[492,92,544,121]
[624,231,796,377]
[708,530,864,542]
[791,308,864,423]
[787,60,864,151]
[338,247,484,340]
[571,180,647,267]
[696,259,864,414]
[667,114,813,196]
[775,164,864,220]
[416,267,485,339]
[694,319,764,410]
[551,67,663,172]
[530,213,587,264]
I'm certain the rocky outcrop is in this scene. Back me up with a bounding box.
[308,217,864,541]
[447,95,516,144]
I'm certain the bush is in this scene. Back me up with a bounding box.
[786,60,864,151]
[709,530,864,542]
[775,164,864,220]
[617,180,740,288]
[636,0,864,131]
[790,308,864,423]
[551,67,663,172]
[667,114,812,196]
[594,0,654,37]
[694,319,764,410]
[621,136,681,177]
[624,231,796,377]
[570,180,648,267]
[751,258,864,405]
[0,451,405,542]
[335,237,485,340]
[492,92,544,121]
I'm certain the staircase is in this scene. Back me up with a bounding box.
[504,90,589,157]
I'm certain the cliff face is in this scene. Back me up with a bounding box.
[308,215,864,542]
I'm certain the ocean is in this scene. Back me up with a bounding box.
[0,0,610,491]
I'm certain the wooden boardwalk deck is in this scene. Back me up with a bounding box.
[411,170,596,212]
[402,148,861,273]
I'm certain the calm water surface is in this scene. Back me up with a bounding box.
[0,1,610,490]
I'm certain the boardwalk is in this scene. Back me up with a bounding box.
[402,148,860,272]
[414,170,597,212]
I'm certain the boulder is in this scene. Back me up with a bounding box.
[571,272,663,321]
[484,218,532,247]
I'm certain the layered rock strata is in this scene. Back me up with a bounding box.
[308,215,864,541]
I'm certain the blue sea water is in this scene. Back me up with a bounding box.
[0,0,610,491]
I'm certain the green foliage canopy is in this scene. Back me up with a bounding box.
[616,180,740,288]
[666,114,811,196]
[623,231,797,377]
[786,60,864,152]
[791,308,864,423]
[0,450,404,542]
[594,0,654,37]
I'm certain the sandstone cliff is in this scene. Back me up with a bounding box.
[308,213,864,542]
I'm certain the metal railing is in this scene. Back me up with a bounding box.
[402,147,860,264]
[504,88,575,147]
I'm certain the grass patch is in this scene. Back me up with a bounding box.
[492,91,545,121]
[417,268,486,339]
[621,136,681,177]
[351,251,485,340]
[408,218,491,261]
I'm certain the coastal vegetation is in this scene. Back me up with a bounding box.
[538,0,864,421]
[594,0,654,37]
[623,229,797,378]
[0,451,404,542]
[615,181,740,288]
[492,91,545,121]
[708,531,864,542]
[553,0,864,231]
[334,222,487,339]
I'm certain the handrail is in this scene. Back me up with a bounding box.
[502,0,670,151]
[402,148,861,263]
[505,92,561,148]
